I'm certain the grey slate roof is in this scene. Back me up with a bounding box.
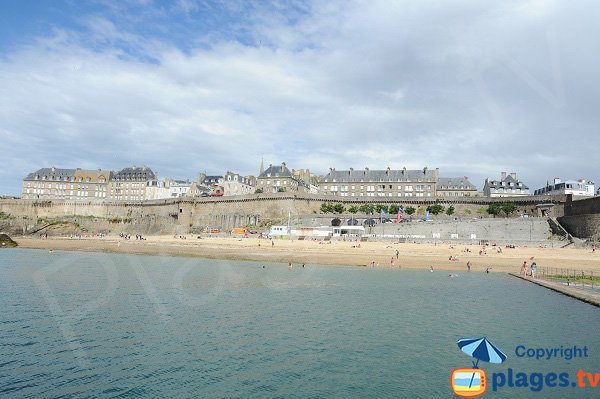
[24,167,76,181]
[259,164,293,178]
[322,168,437,183]
[437,177,477,190]
[111,166,156,181]
[486,175,528,189]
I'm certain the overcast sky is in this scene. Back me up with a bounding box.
[1,0,599,195]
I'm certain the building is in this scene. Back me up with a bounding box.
[22,167,76,199]
[222,171,255,196]
[256,162,310,193]
[72,169,110,200]
[483,172,530,197]
[437,177,478,197]
[319,167,439,197]
[534,178,595,197]
[108,166,156,201]
[21,167,110,200]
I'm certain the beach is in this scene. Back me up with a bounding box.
[14,235,600,274]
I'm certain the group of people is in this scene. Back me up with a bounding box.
[521,260,538,278]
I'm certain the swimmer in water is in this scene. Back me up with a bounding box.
[288,262,292,270]
[430,266,434,272]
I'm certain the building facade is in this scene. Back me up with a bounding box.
[534,178,595,197]
[222,171,255,196]
[108,166,156,201]
[257,163,310,193]
[22,167,76,200]
[72,169,110,200]
[483,172,530,197]
[436,177,478,197]
[319,167,439,197]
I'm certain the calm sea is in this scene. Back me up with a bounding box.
[1,249,599,398]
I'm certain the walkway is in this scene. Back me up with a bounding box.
[509,273,600,307]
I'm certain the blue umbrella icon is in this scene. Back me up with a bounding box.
[457,337,507,388]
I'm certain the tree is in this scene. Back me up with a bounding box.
[375,204,388,214]
[405,206,416,215]
[388,204,400,214]
[464,208,472,215]
[487,203,502,217]
[277,187,286,192]
[446,205,455,216]
[320,202,334,214]
[255,188,263,193]
[333,203,346,214]
[359,204,375,215]
[417,207,425,215]
[427,204,445,215]
[348,205,359,214]
[501,202,518,216]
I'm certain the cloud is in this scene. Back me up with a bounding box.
[0,0,599,195]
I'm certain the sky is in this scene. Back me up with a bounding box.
[1,0,599,195]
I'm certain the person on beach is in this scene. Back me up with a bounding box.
[521,261,528,275]
[467,261,471,272]
[395,249,399,259]
[288,262,292,270]
[271,240,274,247]
[530,262,537,278]
[485,267,491,273]
[390,257,395,267]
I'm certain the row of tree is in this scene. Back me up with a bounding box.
[319,202,518,217]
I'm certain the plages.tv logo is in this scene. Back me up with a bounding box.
[451,337,508,397]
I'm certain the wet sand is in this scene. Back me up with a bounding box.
[14,235,600,274]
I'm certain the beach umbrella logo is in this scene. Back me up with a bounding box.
[451,337,507,397]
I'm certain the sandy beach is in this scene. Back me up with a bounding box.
[14,235,600,274]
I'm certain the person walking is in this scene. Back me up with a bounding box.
[467,261,471,272]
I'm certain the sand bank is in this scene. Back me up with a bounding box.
[14,235,600,274]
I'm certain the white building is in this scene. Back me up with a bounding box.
[483,172,530,197]
[534,178,595,197]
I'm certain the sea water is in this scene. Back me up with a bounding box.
[1,249,599,398]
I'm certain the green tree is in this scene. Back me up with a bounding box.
[417,207,425,215]
[446,205,455,216]
[277,187,286,192]
[359,204,375,215]
[333,203,346,214]
[464,208,472,215]
[405,206,416,215]
[487,203,502,217]
[501,202,518,216]
[476,207,486,215]
[320,202,334,214]
[348,205,359,214]
[388,204,400,214]
[375,204,388,214]
[254,188,263,193]
[427,204,445,215]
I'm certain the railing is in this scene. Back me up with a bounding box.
[536,266,599,292]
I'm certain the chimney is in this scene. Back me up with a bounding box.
[510,172,517,180]
[349,167,353,175]
[501,172,507,180]
[386,166,391,175]
[402,167,406,174]
[364,167,369,175]
[423,166,428,175]
[329,167,333,173]
[554,177,561,184]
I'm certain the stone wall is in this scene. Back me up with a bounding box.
[558,214,600,240]
[0,193,567,235]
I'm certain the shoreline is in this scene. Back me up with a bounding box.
[13,235,600,274]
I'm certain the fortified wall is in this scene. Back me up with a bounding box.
[558,195,600,240]
[1,193,566,235]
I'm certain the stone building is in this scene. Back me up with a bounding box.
[256,162,310,193]
[436,177,478,197]
[72,169,110,200]
[108,166,156,201]
[22,167,76,200]
[222,171,255,196]
[483,172,530,197]
[319,167,439,197]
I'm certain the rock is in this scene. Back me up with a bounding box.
[0,233,18,248]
